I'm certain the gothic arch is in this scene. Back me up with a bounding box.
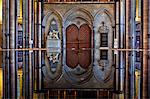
[42,10,63,82]
[62,8,93,85]
[93,8,115,85]
[63,7,93,27]
[42,9,63,27]
[94,8,115,26]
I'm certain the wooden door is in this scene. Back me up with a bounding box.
[66,24,79,68]
[79,24,91,69]
[66,24,91,69]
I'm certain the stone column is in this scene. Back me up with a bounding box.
[34,0,38,91]
[3,0,18,98]
[38,1,42,91]
[34,0,42,92]
[28,0,34,98]
[119,0,125,94]
[113,1,120,98]
[148,0,150,97]
[22,0,29,98]
[9,0,17,98]
[2,0,9,98]
[116,0,119,91]
[2,0,18,98]
[129,0,136,98]
[142,0,149,98]
[22,0,34,98]
[125,0,130,98]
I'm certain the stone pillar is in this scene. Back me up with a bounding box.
[9,0,17,98]
[114,0,120,93]
[34,0,42,92]
[142,0,149,98]
[38,1,42,91]
[22,0,34,98]
[119,0,125,94]
[2,0,9,98]
[125,0,130,98]
[114,0,125,96]
[2,0,18,98]
[129,0,136,98]
[22,0,29,98]
[148,0,150,97]
[28,0,34,98]
[34,0,38,91]
[113,1,120,98]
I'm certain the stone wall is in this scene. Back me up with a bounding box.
[42,3,115,89]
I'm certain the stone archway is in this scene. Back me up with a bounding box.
[63,8,93,85]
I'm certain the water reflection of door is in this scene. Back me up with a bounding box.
[66,24,91,69]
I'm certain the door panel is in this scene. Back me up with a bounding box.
[79,24,91,69]
[66,24,79,68]
[66,24,91,69]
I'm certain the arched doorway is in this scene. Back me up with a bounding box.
[66,24,91,69]
[62,9,93,85]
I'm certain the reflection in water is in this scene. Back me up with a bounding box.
[0,49,114,99]
[0,67,113,99]
[0,50,142,99]
[48,53,60,72]
[0,0,148,98]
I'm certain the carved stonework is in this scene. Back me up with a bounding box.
[98,22,109,33]
[43,13,62,82]
[42,3,115,89]
[98,60,109,71]
[93,9,114,86]
[49,53,60,64]
[64,15,92,85]
[48,53,60,72]
[48,30,59,40]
